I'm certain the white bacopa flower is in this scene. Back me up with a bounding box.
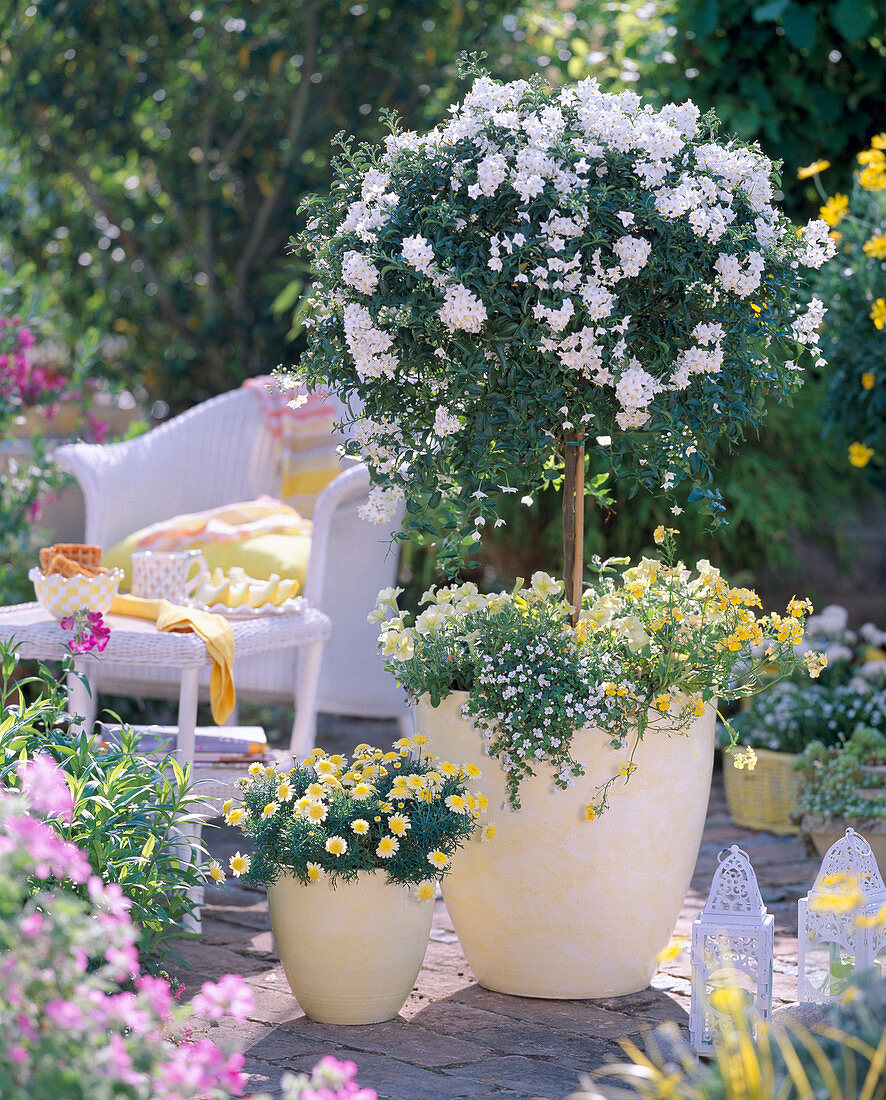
[341,250,380,295]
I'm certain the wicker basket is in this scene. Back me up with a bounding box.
[724,748,801,834]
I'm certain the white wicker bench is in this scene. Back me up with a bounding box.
[53,387,410,743]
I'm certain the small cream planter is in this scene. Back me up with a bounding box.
[267,871,434,1024]
[416,691,716,999]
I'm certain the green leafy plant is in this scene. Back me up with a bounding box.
[796,728,886,822]
[0,642,209,966]
[373,531,824,812]
[224,739,486,891]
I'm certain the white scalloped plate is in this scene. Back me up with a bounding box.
[185,595,307,619]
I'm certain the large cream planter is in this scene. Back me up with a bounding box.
[267,870,433,1023]
[416,691,716,999]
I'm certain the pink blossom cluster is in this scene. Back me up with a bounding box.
[0,314,64,410]
[60,608,111,654]
[279,1056,377,1100]
[0,789,256,1099]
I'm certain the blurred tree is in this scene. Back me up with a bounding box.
[0,0,516,410]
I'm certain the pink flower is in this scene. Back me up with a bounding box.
[191,973,254,1022]
[8,1045,28,1065]
[19,912,43,938]
[17,755,74,823]
[45,998,84,1029]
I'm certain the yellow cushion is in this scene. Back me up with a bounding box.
[103,503,312,592]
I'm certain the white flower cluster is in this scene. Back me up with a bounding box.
[358,483,405,525]
[614,360,660,429]
[468,152,508,199]
[713,251,765,298]
[439,284,487,333]
[353,416,401,474]
[342,304,398,380]
[401,234,437,278]
[790,296,827,346]
[341,250,379,295]
[612,235,652,278]
[797,219,838,269]
[433,406,462,437]
[339,169,399,243]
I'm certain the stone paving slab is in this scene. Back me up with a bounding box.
[178,767,820,1099]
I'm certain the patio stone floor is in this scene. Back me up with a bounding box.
[175,717,819,1100]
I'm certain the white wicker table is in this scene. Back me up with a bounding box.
[0,602,332,763]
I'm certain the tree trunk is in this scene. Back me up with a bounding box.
[562,434,585,625]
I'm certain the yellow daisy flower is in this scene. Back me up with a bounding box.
[329,754,346,766]
[229,851,251,877]
[414,881,435,902]
[427,850,449,870]
[225,808,244,827]
[819,193,849,227]
[394,737,413,749]
[477,794,488,811]
[849,442,874,468]
[276,780,293,802]
[306,862,323,882]
[306,782,326,799]
[439,761,459,776]
[325,836,348,856]
[412,734,428,746]
[445,794,468,813]
[221,799,233,816]
[208,860,226,883]
[797,158,830,179]
[305,801,328,823]
[264,765,276,778]
[407,774,425,788]
[262,801,279,819]
[248,762,264,777]
[376,835,399,858]
[315,759,336,776]
[388,813,411,836]
[863,233,886,259]
[352,783,374,800]
[464,763,481,778]
[351,819,369,835]
[379,801,394,813]
[481,823,497,842]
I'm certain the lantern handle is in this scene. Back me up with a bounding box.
[717,844,750,863]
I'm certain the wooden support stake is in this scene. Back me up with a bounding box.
[562,434,585,625]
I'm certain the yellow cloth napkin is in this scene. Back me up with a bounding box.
[110,594,235,725]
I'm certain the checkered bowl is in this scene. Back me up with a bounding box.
[29,567,124,620]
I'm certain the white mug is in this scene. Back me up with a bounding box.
[131,549,209,603]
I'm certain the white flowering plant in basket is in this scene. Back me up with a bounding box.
[287,61,834,581]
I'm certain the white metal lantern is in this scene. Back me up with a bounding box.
[798,827,886,1003]
[690,844,774,1054]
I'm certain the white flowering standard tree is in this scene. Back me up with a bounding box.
[289,65,834,613]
